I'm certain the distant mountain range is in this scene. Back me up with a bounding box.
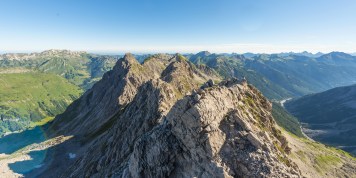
[0,50,119,90]
[186,51,356,100]
[243,51,324,58]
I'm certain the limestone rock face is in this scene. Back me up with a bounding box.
[122,83,301,178]
[37,54,301,178]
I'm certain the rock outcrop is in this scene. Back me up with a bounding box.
[34,54,301,177]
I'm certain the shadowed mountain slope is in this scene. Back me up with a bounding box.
[286,84,356,155]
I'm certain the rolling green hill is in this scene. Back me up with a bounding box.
[0,71,82,135]
[271,102,304,137]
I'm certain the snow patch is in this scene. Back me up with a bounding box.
[69,153,76,159]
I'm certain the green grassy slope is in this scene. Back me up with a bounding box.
[0,50,119,135]
[271,102,304,137]
[35,55,91,86]
[0,72,82,135]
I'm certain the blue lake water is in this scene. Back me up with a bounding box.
[8,150,47,174]
[0,127,46,154]
[0,126,48,174]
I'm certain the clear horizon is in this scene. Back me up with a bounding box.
[1,0,356,53]
[0,49,355,56]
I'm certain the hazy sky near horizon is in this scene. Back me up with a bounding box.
[0,0,355,54]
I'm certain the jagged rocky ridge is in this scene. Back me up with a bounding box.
[35,54,301,177]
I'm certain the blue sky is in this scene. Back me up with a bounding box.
[0,0,355,53]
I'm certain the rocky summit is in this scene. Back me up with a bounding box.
[29,53,354,178]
